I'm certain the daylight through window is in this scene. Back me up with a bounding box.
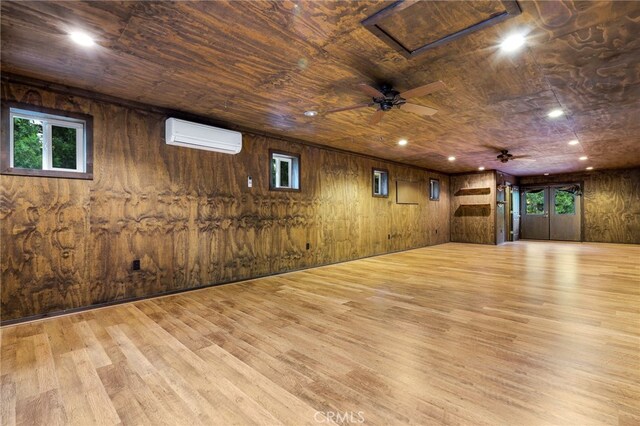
[429,178,440,201]
[7,107,88,175]
[270,151,300,190]
[372,169,388,197]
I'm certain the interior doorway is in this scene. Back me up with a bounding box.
[520,184,582,241]
[510,186,520,241]
[498,185,520,243]
[499,185,520,243]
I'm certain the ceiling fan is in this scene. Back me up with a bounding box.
[325,81,445,125]
[496,149,535,163]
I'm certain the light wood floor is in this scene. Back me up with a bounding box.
[1,241,639,426]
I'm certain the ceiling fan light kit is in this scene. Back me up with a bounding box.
[496,149,535,163]
[326,81,445,125]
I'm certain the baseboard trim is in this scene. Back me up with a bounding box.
[1,241,449,327]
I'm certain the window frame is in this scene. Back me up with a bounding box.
[429,178,440,201]
[269,149,300,192]
[372,168,389,198]
[553,188,576,216]
[524,189,546,216]
[1,101,93,180]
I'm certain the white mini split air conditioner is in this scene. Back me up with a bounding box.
[165,118,242,154]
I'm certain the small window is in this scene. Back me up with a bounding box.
[372,168,388,197]
[270,150,300,191]
[525,190,545,215]
[429,178,440,201]
[2,102,93,179]
[554,189,576,215]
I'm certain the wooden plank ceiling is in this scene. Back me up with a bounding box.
[1,0,639,175]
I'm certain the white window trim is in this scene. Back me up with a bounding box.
[273,155,292,189]
[271,152,299,190]
[373,170,387,196]
[429,179,440,200]
[9,108,86,173]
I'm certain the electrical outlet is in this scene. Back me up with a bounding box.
[132,259,141,271]
[306,242,310,250]
[247,175,253,188]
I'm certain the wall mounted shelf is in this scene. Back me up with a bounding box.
[454,203,491,217]
[454,187,491,196]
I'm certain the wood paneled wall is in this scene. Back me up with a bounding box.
[0,81,450,322]
[450,171,496,245]
[519,169,640,244]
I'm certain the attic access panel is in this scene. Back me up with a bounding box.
[396,180,421,204]
[362,0,521,58]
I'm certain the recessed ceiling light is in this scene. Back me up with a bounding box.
[478,166,485,171]
[448,156,456,161]
[304,110,317,117]
[568,139,579,145]
[544,173,550,176]
[69,31,95,47]
[579,156,588,161]
[547,109,564,118]
[500,33,525,52]
[398,139,408,146]
[586,166,594,170]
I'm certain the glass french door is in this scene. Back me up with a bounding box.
[521,187,550,240]
[550,187,581,241]
[520,185,581,241]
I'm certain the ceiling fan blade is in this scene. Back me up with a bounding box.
[401,103,438,116]
[358,83,385,99]
[400,81,446,100]
[325,102,373,114]
[369,109,384,125]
